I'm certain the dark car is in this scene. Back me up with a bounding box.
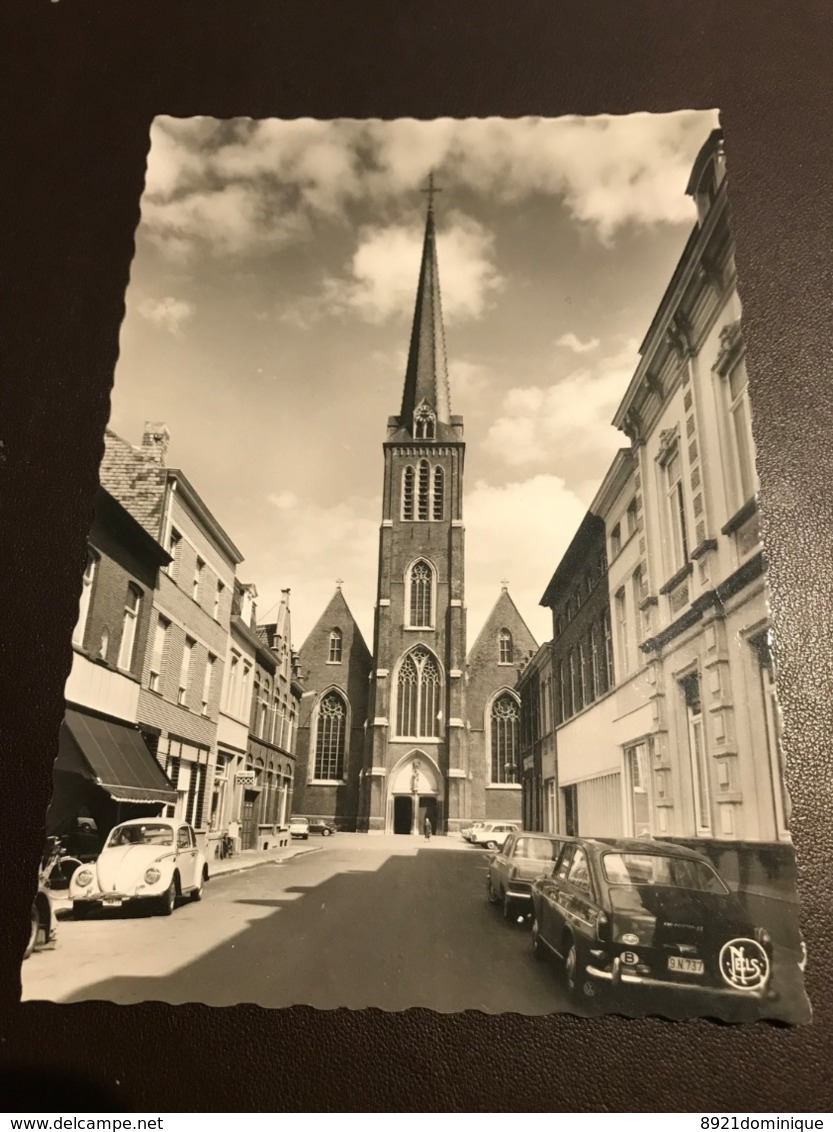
[531,837,774,1012]
[487,831,572,921]
[308,819,337,837]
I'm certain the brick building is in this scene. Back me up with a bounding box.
[49,485,175,839]
[292,194,537,834]
[99,425,244,854]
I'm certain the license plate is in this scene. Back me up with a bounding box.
[102,896,123,906]
[668,956,703,974]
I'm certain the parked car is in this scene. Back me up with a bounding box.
[460,822,485,842]
[531,837,774,1010]
[468,822,519,850]
[487,831,572,921]
[289,816,310,840]
[68,818,208,917]
[307,818,337,837]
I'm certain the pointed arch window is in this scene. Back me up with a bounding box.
[408,560,434,628]
[414,403,436,440]
[432,466,444,520]
[491,693,520,784]
[314,691,347,780]
[396,647,441,738]
[498,628,513,665]
[417,459,431,520]
[328,628,342,664]
[402,465,415,521]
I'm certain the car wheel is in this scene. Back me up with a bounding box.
[564,938,601,1005]
[158,877,177,916]
[485,840,498,850]
[24,903,40,959]
[73,901,90,921]
[531,918,546,961]
[322,828,332,837]
[191,867,207,902]
[486,876,500,905]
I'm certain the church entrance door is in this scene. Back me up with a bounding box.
[418,796,438,834]
[393,796,413,835]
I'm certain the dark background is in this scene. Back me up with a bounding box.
[1,0,832,1112]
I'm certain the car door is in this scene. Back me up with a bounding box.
[557,846,598,951]
[536,843,574,949]
[492,834,517,893]
[176,825,197,890]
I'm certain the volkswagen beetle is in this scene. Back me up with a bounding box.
[69,817,208,917]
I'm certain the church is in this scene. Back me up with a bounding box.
[291,190,539,834]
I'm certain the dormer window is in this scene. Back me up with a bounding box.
[328,628,343,664]
[414,402,436,440]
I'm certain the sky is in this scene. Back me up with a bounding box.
[109,111,720,649]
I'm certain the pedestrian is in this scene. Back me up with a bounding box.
[424,816,432,840]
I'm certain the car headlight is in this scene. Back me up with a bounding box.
[75,869,94,887]
[145,867,162,884]
[755,927,772,948]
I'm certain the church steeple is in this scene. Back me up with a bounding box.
[398,176,453,434]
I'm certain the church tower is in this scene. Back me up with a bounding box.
[361,183,468,834]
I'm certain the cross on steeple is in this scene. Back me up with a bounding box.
[335,577,344,590]
[420,171,442,212]
[501,578,509,592]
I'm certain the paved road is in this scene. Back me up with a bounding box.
[21,835,577,1014]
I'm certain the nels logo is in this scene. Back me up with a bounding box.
[718,938,770,990]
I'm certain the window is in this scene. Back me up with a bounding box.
[728,359,756,505]
[625,742,651,838]
[148,616,169,692]
[558,660,570,723]
[73,550,97,647]
[214,580,224,620]
[498,629,513,665]
[193,558,204,602]
[577,639,587,706]
[328,628,343,663]
[417,460,430,520]
[116,584,142,671]
[615,587,630,679]
[414,403,436,439]
[602,608,614,690]
[432,466,444,520]
[491,693,520,784]
[225,653,240,713]
[610,523,622,558]
[167,529,182,577]
[582,633,595,703]
[681,672,711,834]
[665,447,690,570]
[178,638,194,705]
[314,691,347,780]
[569,649,580,714]
[567,848,591,893]
[408,561,434,628]
[395,646,441,737]
[590,623,601,699]
[402,466,415,520]
[240,662,252,718]
[185,759,207,829]
[201,655,215,715]
[626,498,638,537]
[752,632,789,838]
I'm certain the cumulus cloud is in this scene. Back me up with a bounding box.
[556,331,600,354]
[280,213,502,328]
[483,338,640,471]
[136,295,196,337]
[141,111,716,258]
[465,475,589,645]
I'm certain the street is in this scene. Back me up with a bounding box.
[21,835,581,1014]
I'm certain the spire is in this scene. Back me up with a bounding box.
[399,175,452,432]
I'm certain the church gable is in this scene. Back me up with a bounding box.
[297,589,371,731]
[466,589,539,724]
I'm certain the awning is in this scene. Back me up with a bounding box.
[61,709,177,805]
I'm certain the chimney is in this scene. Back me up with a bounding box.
[141,421,170,464]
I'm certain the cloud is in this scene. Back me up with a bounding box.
[281,213,502,328]
[465,475,589,645]
[268,490,299,510]
[483,337,640,472]
[556,332,599,354]
[136,296,196,337]
[140,111,717,258]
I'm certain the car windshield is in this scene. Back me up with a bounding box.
[515,837,560,861]
[106,824,174,848]
[602,852,728,894]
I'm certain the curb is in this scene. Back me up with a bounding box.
[208,845,322,879]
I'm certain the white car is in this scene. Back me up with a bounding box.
[289,816,310,840]
[468,822,519,850]
[69,818,207,917]
[460,822,485,842]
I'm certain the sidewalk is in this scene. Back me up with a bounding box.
[208,841,321,879]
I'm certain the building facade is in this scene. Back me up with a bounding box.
[291,197,537,834]
[49,485,176,839]
[536,129,787,849]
